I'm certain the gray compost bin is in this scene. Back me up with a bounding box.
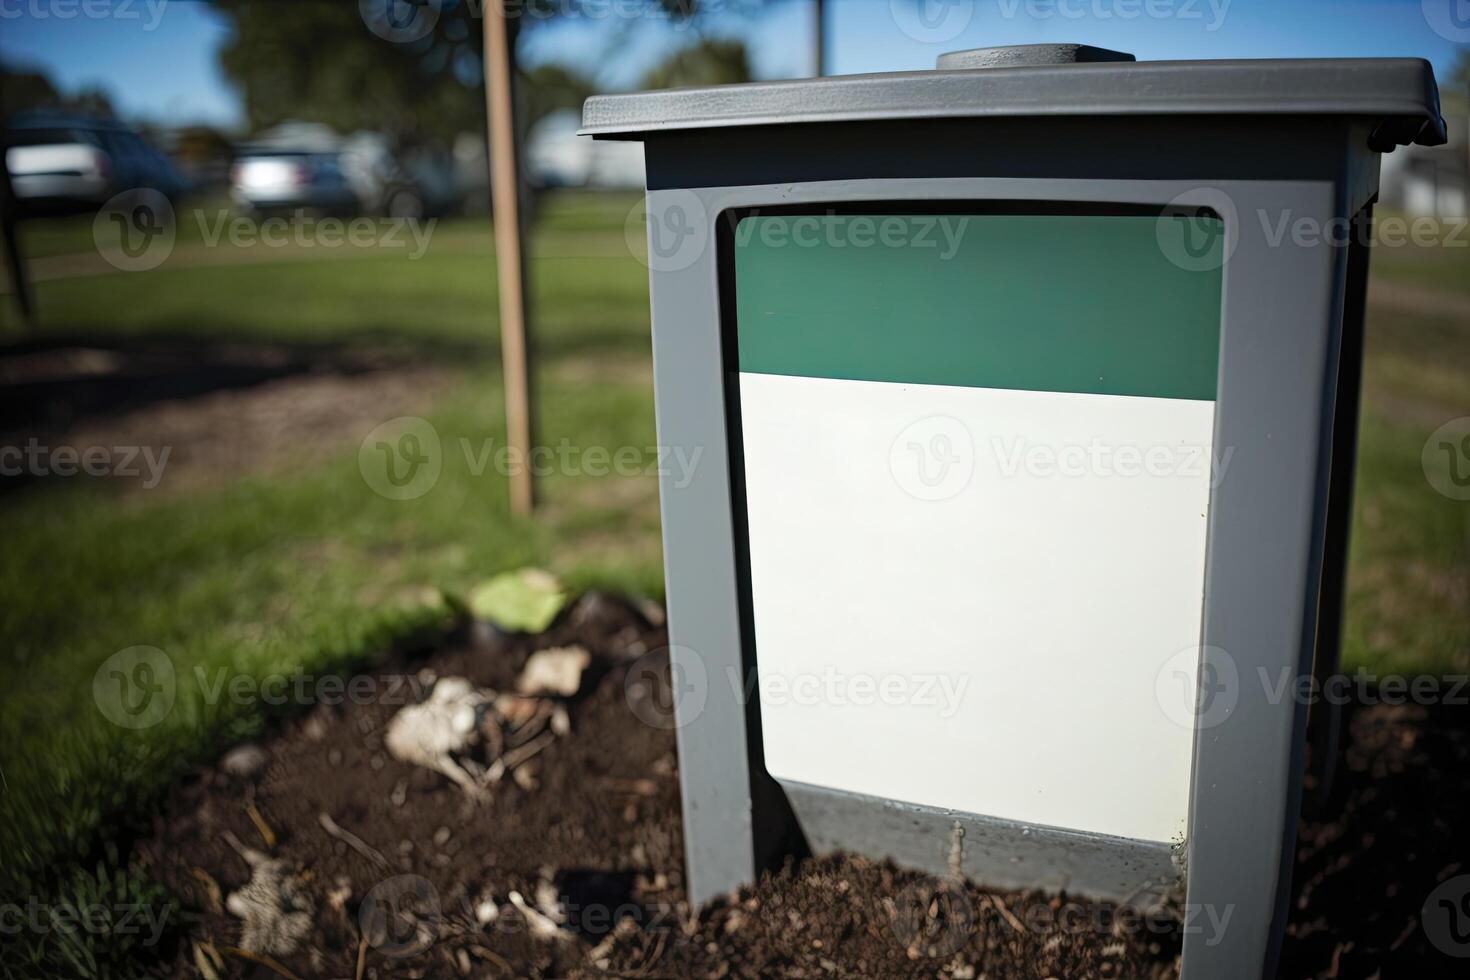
[583,45,1445,979]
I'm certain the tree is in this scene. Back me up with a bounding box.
[640,37,751,90]
[1450,48,1469,111]
[1,64,115,120]
[521,63,596,132]
[208,0,712,146]
[211,1,486,145]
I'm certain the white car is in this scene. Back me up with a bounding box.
[5,114,184,214]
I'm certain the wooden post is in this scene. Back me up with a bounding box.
[483,0,535,517]
[0,149,35,331]
[813,0,825,77]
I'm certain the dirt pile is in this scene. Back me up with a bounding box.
[136,596,1468,978]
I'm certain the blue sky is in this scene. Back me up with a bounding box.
[1,0,1465,129]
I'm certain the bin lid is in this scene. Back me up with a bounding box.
[581,44,1445,148]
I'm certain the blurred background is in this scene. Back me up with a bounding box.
[0,0,1466,975]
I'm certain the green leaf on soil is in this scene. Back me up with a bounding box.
[466,569,568,633]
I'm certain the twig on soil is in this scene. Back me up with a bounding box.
[498,730,558,775]
[247,801,278,849]
[190,866,224,914]
[355,931,368,980]
[508,890,566,941]
[481,712,505,762]
[632,927,670,978]
[506,700,555,748]
[599,776,658,796]
[221,946,306,980]
[986,894,1027,934]
[318,812,389,871]
[221,830,252,861]
[192,939,225,980]
[468,944,512,974]
[586,928,622,968]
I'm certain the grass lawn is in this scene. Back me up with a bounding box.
[0,191,665,975]
[0,194,1465,974]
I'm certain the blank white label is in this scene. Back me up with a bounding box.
[740,372,1214,845]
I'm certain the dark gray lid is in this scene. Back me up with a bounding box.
[581,45,1445,148]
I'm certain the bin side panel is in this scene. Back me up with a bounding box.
[639,164,1359,980]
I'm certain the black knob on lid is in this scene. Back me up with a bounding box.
[937,44,1136,70]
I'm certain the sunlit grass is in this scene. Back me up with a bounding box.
[0,191,660,975]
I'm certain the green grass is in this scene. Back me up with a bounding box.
[10,218,642,357]
[0,359,663,853]
[0,191,1466,975]
[1347,302,1470,676]
[0,191,662,976]
[1340,215,1470,676]
[1367,212,1470,298]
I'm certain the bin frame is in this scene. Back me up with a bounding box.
[638,112,1380,979]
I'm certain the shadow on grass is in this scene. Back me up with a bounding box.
[0,320,649,445]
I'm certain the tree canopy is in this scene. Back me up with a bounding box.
[641,37,751,90]
[1,64,115,121]
[208,0,730,146]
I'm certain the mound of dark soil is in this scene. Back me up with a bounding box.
[136,598,1469,978]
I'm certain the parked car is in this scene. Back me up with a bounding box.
[527,110,645,190]
[229,150,360,216]
[3,112,185,215]
[232,122,460,218]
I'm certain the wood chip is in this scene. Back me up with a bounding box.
[516,645,590,697]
